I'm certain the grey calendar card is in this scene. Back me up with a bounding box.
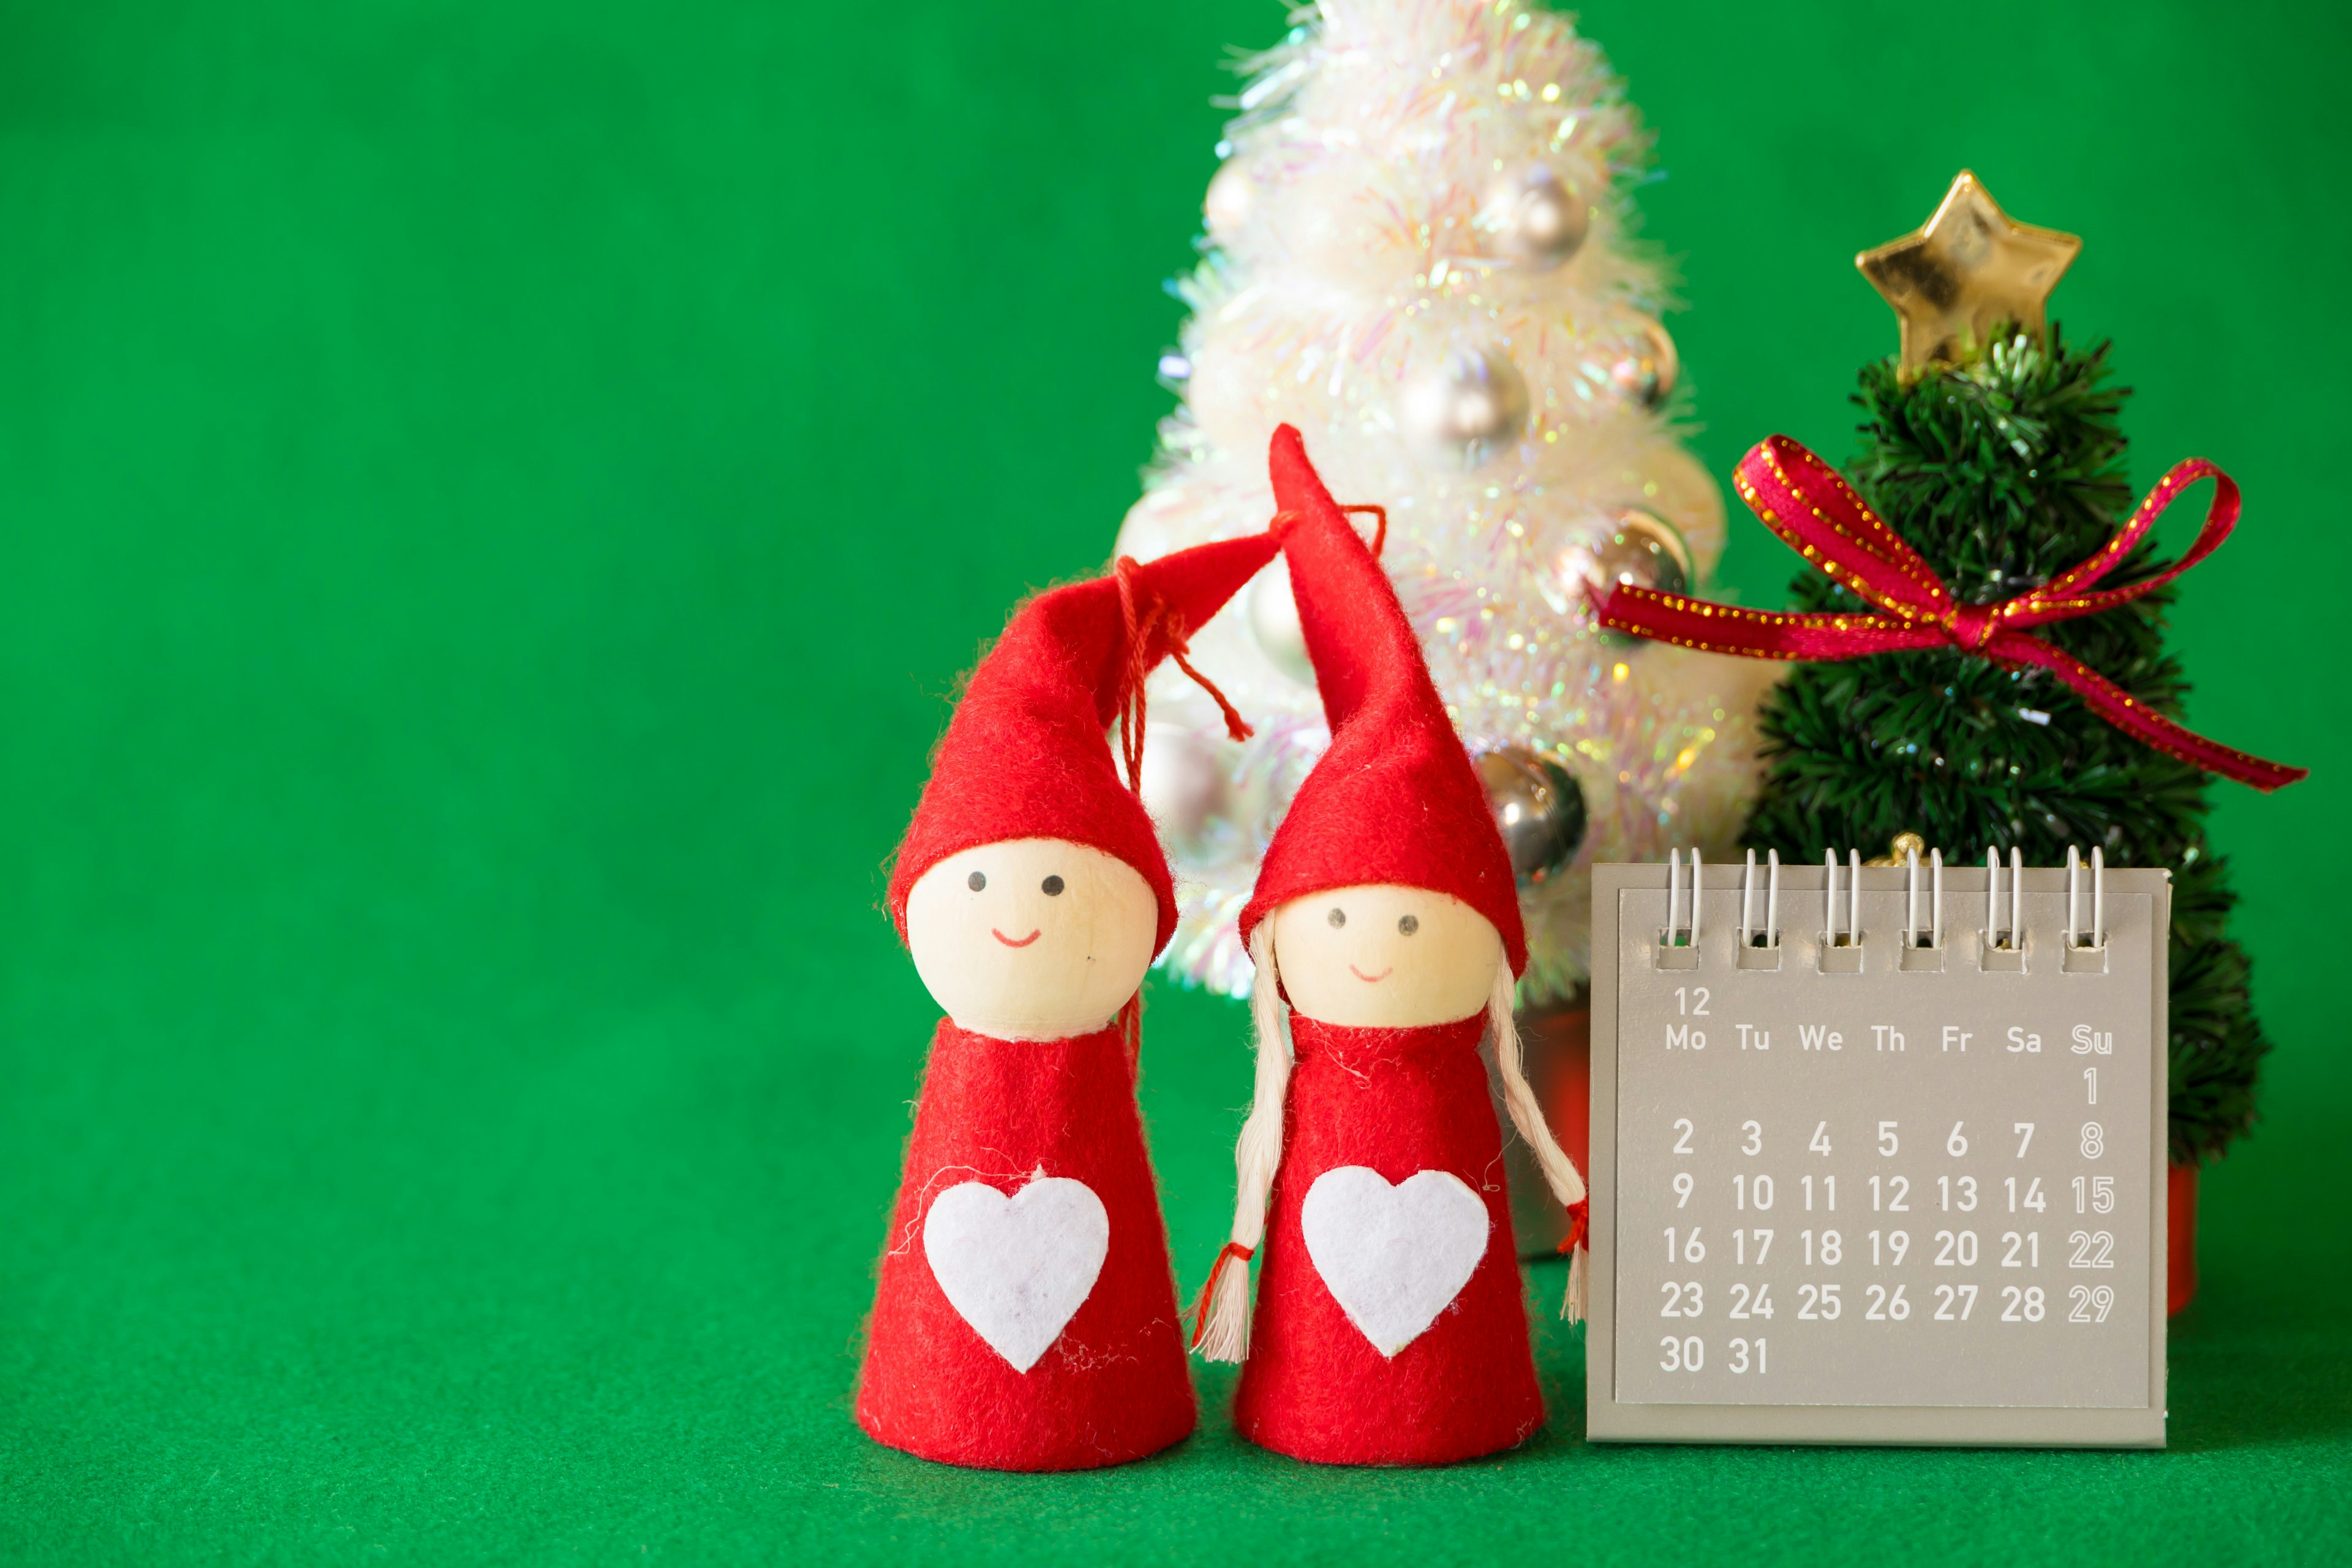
[1586,859,2168,1448]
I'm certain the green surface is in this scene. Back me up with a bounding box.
[0,0,2344,1561]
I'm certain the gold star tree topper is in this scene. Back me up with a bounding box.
[1856,171,2082,377]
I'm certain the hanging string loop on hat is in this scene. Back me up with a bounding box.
[1341,503,1387,557]
[1269,504,1385,557]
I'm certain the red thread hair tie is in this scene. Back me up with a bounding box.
[1187,1241,1255,1349]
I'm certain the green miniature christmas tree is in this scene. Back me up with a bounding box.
[1738,175,2294,1166]
[1742,330,2263,1164]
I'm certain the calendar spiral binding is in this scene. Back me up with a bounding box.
[1656,843,2114,977]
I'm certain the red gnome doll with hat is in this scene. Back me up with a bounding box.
[859,528,1280,1471]
[1189,426,1590,1467]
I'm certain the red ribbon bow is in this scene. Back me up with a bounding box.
[1589,435,2305,793]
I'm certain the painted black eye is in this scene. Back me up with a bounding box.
[967,871,987,892]
[1398,914,1419,935]
[1327,907,1346,929]
[1041,875,1066,896]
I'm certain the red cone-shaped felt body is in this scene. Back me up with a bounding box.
[1238,426,1525,973]
[857,1020,1197,1470]
[1234,1014,1542,1464]
[888,530,1280,956]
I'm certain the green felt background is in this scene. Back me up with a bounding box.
[0,0,2345,1561]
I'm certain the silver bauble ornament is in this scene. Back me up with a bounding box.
[1482,164,1589,269]
[1608,319,1681,411]
[1204,162,1253,243]
[1558,507,1694,603]
[1401,345,1529,467]
[1476,747,1589,885]
[1248,557,1316,685]
[1139,725,1232,856]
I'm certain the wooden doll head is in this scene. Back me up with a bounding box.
[1268,883,1504,1029]
[905,837,1159,1041]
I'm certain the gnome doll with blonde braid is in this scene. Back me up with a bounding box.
[859,530,1280,1471]
[1191,426,1589,1467]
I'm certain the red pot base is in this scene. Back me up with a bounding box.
[2168,1162,2198,1316]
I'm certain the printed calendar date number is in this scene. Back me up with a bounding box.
[2067,1231,2117,1268]
[2068,1286,2117,1323]
[1659,1336,1771,1374]
[2000,1286,2048,1322]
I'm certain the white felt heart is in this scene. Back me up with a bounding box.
[922,1174,1110,1373]
[1300,1166,1490,1357]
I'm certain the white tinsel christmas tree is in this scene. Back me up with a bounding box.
[1117,0,1777,1005]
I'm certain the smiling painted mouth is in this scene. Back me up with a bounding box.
[1348,964,1392,982]
[992,928,1041,948]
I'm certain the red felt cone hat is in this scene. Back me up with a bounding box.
[1238,425,1526,973]
[889,532,1280,954]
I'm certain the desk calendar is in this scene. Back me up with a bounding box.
[1586,851,2169,1447]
